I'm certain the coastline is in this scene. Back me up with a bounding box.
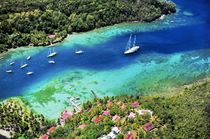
[0,12,173,57]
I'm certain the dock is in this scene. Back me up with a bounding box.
[68,97,81,112]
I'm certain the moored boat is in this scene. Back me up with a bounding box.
[10,62,15,66]
[47,47,57,58]
[124,35,140,55]
[26,71,34,75]
[27,56,31,60]
[6,70,13,73]
[20,63,28,69]
[75,50,84,54]
[48,60,56,64]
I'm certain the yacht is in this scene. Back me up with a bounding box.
[75,50,84,54]
[6,70,13,73]
[48,60,56,64]
[10,62,15,66]
[26,71,34,75]
[27,56,31,60]
[20,63,28,69]
[124,35,140,55]
[47,47,57,58]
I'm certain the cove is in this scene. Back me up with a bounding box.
[0,0,210,119]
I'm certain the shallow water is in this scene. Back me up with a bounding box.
[0,0,210,119]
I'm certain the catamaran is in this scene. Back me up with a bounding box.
[124,34,140,55]
[27,56,31,60]
[20,63,28,69]
[75,50,84,54]
[6,70,13,73]
[47,47,57,58]
[48,60,56,64]
[26,71,34,75]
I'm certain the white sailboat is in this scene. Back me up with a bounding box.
[20,63,28,69]
[27,56,31,60]
[124,35,140,55]
[75,49,84,54]
[6,69,13,73]
[26,71,34,75]
[10,62,15,66]
[47,47,57,58]
[48,60,56,64]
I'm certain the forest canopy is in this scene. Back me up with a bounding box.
[0,0,176,52]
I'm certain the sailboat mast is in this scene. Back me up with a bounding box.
[126,34,132,50]
[133,35,136,46]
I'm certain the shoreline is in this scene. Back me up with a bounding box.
[0,13,172,58]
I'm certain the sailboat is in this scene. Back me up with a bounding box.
[27,56,31,60]
[47,47,57,58]
[26,71,34,75]
[6,69,13,73]
[124,35,140,55]
[75,49,84,54]
[10,61,15,66]
[48,60,56,64]
[20,62,28,69]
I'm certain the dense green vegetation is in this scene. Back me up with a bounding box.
[50,80,210,138]
[0,0,176,52]
[0,98,54,138]
[0,80,209,138]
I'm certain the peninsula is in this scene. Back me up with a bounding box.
[0,0,176,53]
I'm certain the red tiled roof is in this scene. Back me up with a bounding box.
[41,134,48,139]
[125,131,133,139]
[142,123,154,132]
[48,34,56,38]
[92,115,103,123]
[103,110,110,116]
[61,110,73,120]
[79,124,87,129]
[47,126,56,134]
[131,101,139,108]
[112,115,120,122]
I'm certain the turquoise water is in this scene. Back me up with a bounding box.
[0,0,210,119]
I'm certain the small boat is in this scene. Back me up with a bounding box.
[26,71,34,75]
[10,62,15,66]
[27,56,31,60]
[47,47,57,58]
[20,63,28,69]
[160,14,166,20]
[124,35,140,55]
[48,60,56,64]
[6,70,13,73]
[75,50,84,54]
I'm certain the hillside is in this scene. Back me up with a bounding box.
[49,80,210,139]
[0,0,176,52]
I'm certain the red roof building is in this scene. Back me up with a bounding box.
[142,123,154,132]
[79,124,87,129]
[92,115,103,123]
[48,34,56,39]
[125,131,133,139]
[131,101,140,108]
[47,126,56,135]
[103,110,110,116]
[112,115,120,122]
[61,110,73,120]
[40,134,48,139]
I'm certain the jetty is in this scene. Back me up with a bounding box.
[67,97,81,112]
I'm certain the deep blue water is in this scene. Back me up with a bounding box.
[0,0,210,99]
